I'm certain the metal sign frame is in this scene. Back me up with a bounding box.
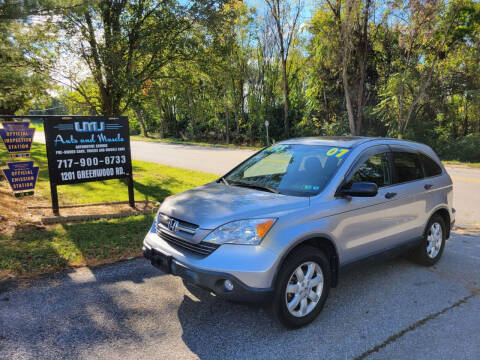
[0,115,135,215]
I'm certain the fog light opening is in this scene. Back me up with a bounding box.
[224,279,234,291]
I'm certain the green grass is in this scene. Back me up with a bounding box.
[131,134,261,150]
[442,160,480,168]
[30,119,44,131]
[0,214,154,279]
[0,142,217,205]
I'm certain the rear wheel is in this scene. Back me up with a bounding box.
[409,215,446,266]
[272,246,331,329]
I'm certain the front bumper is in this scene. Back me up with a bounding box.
[143,231,277,303]
[143,246,273,303]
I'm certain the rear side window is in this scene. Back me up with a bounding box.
[420,153,442,177]
[393,152,423,183]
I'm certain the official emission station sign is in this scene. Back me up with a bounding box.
[2,161,39,193]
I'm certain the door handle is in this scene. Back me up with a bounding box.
[424,184,433,190]
[385,192,397,199]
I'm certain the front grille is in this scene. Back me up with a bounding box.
[156,225,219,256]
[157,213,198,235]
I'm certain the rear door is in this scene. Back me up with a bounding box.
[387,146,427,241]
[418,152,445,212]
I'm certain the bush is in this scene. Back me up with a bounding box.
[128,117,141,135]
[433,134,480,163]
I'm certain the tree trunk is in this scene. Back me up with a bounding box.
[354,0,370,136]
[225,105,230,144]
[240,78,247,125]
[339,0,357,136]
[231,75,240,136]
[135,109,148,138]
[156,97,164,139]
[281,57,289,135]
[342,61,356,135]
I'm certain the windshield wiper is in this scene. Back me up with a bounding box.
[218,176,229,185]
[230,181,279,194]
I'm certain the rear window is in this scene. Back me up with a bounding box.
[420,153,442,177]
[392,151,423,183]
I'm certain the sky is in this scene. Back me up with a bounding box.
[246,0,316,22]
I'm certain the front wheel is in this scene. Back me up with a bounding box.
[409,215,446,266]
[272,246,331,329]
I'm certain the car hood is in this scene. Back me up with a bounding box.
[159,182,309,229]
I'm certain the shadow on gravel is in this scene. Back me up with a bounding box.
[0,259,165,359]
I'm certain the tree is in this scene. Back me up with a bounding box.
[375,0,479,138]
[0,21,55,114]
[321,0,375,135]
[57,0,231,116]
[0,0,67,114]
[264,0,304,135]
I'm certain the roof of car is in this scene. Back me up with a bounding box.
[279,136,379,148]
[279,136,428,150]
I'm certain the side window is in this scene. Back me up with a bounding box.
[348,153,391,188]
[393,151,423,183]
[420,153,442,177]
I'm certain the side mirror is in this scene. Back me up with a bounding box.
[340,182,378,197]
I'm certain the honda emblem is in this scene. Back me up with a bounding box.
[167,218,179,232]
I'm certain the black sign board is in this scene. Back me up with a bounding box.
[43,116,134,214]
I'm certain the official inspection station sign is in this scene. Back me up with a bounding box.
[0,121,35,157]
[44,116,133,185]
[2,161,39,194]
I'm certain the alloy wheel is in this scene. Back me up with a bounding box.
[427,222,443,259]
[285,261,324,318]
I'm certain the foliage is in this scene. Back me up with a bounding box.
[56,0,232,116]
[0,16,55,113]
[434,134,480,163]
[1,0,480,160]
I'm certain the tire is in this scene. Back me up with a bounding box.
[409,214,446,266]
[272,246,331,329]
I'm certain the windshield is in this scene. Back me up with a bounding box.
[224,144,350,196]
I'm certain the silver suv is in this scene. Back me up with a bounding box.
[143,137,454,328]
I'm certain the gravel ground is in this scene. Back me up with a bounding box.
[1,232,479,360]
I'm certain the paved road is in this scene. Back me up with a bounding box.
[33,131,252,175]
[446,166,480,229]
[34,132,480,228]
[1,232,479,359]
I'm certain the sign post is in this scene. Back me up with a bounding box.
[42,116,134,215]
[265,120,270,146]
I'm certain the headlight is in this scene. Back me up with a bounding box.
[203,218,276,245]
